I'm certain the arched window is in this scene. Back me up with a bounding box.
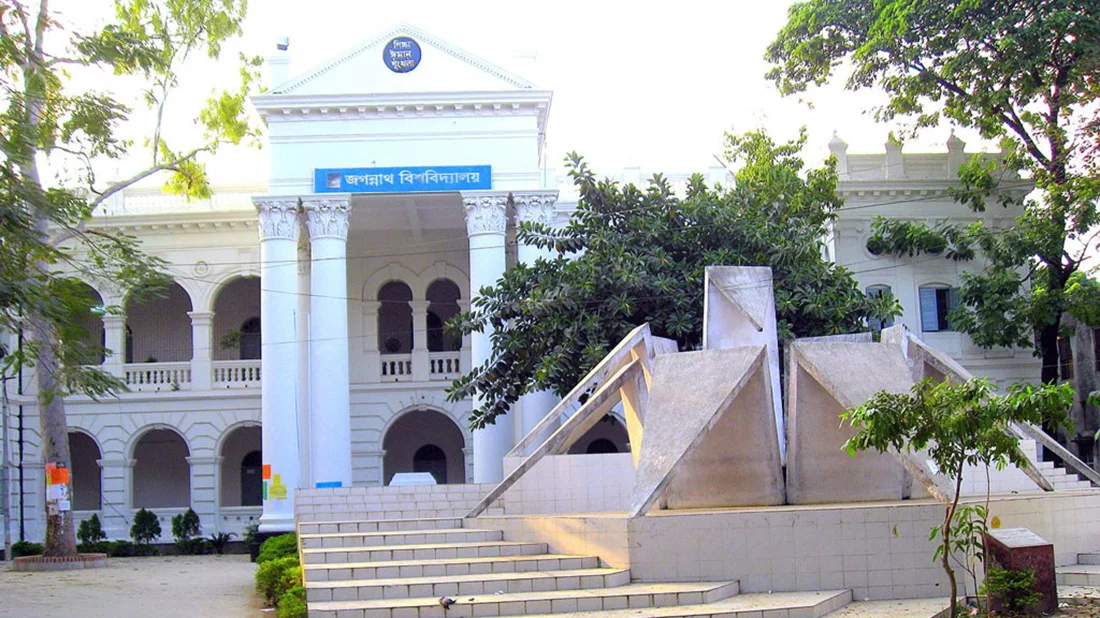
[132,428,190,508]
[69,432,102,511]
[239,317,261,361]
[219,425,261,508]
[413,444,448,484]
[426,279,462,352]
[918,285,958,332]
[865,285,895,330]
[586,438,619,454]
[126,282,193,362]
[378,282,414,354]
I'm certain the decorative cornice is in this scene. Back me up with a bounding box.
[513,191,559,227]
[254,197,301,241]
[462,192,508,236]
[302,197,351,241]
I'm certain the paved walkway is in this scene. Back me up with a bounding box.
[0,554,265,618]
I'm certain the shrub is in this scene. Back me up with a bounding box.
[11,541,43,557]
[256,532,297,564]
[77,514,107,546]
[131,508,162,544]
[277,585,307,618]
[77,541,111,554]
[255,554,301,606]
[243,521,259,547]
[171,508,201,543]
[982,567,1042,613]
[208,531,236,555]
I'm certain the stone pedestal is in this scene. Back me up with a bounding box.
[984,527,1057,614]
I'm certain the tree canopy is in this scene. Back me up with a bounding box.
[1,0,259,556]
[765,0,1100,385]
[448,129,898,428]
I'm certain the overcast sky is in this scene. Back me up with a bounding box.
[55,0,999,187]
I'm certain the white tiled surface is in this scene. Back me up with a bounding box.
[473,513,632,568]
[501,453,634,515]
[628,491,1100,602]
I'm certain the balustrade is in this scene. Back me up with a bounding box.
[212,360,262,387]
[429,352,461,377]
[123,362,191,391]
[380,354,413,379]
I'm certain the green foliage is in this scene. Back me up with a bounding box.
[448,129,898,428]
[277,585,308,618]
[256,533,298,565]
[130,508,162,545]
[171,508,201,542]
[766,0,1100,384]
[77,514,107,546]
[243,522,259,547]
[255,555,302,607]
[208,531,237,555]
[843,377,1073,617]
[11,541,43,557]
[981,567,1042,612]
[932,504,987,597]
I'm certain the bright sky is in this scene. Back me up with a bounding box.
[53,0,999,187]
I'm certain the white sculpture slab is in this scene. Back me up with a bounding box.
[388,472,437,486]
[703,266,785,463]
[630,346,784,516]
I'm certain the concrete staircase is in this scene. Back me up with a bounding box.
[1057,551,1100,587]
[296,486,855,618]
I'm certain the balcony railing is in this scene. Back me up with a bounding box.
[213,360,261,387]
[380,354,413,379]
[124,362,191,391]
[429,351,461,378]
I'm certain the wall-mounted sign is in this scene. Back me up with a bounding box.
[384,37,421,73]
[315,165,492,194]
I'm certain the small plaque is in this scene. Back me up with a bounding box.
[384,37,421,73]
[985,527,1056,614]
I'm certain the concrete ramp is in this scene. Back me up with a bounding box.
[630,346,784,516]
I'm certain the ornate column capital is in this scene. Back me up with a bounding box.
[254,197,301,242]
[302,196,351,241]
[462,191,508,236]
[409,300,431,314]
[187,311,214,324]
[512,190,559,227]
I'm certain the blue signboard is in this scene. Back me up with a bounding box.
[384,37,421,73]
[314,165,492,194]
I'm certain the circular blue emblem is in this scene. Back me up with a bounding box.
[384,37,421,73]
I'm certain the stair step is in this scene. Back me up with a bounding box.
[513,589,852,618]
[302,540,548,565]
[301,528,500,549]
[1077,552,1100,565]
[306,567,631,602]
[308,581,740,618]
[1058,564,1100,587]
[298,507,502,522]
[304,554,601,582]
[299,517,464,534]
[823,596,949,617]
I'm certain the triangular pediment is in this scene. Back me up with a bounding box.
[272,23,536,96]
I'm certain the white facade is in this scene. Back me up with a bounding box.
[0,23,1037,542]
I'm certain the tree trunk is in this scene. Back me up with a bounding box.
[1038,319,1061,386]
[29,314,77,557]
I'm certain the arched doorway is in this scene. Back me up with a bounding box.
[426,279,462,352]
[132,428,191,508]
[378,281,414,354]
[568,415,631,454]
[62,280,106,365]
[212,277,261,360]
[126,282,194,363]
[69,432,102,511]
[219,425,262,507]
[383,409,465,485]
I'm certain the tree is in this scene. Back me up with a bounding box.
[842,378,1073,618]
[448,129,899,428]
[765,0,1100,388]
[0,0,260,557]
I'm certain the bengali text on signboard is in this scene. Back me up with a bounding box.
[314,165,492,194]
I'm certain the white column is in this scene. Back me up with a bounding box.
[102,315,126,377]
[512,191,561,438]
[97,458,132,539]
[254,197,303,532]
[410,300,430,381]
[303,197,352,490]
[189,311,213,390]
[463,191,512,483]
[362,301,382,383]
[186,455,220,533]
[296,240,312,489]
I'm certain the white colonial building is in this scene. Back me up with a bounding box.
[1,23,1037,543]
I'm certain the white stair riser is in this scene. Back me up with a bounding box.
[299,518,464,534]
[302,530,501,549]
[1058,572,1100,587]
[304,542,549,565]
[306,556,600,582]
[1078,553,1100,565]
[306,570,632,602]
